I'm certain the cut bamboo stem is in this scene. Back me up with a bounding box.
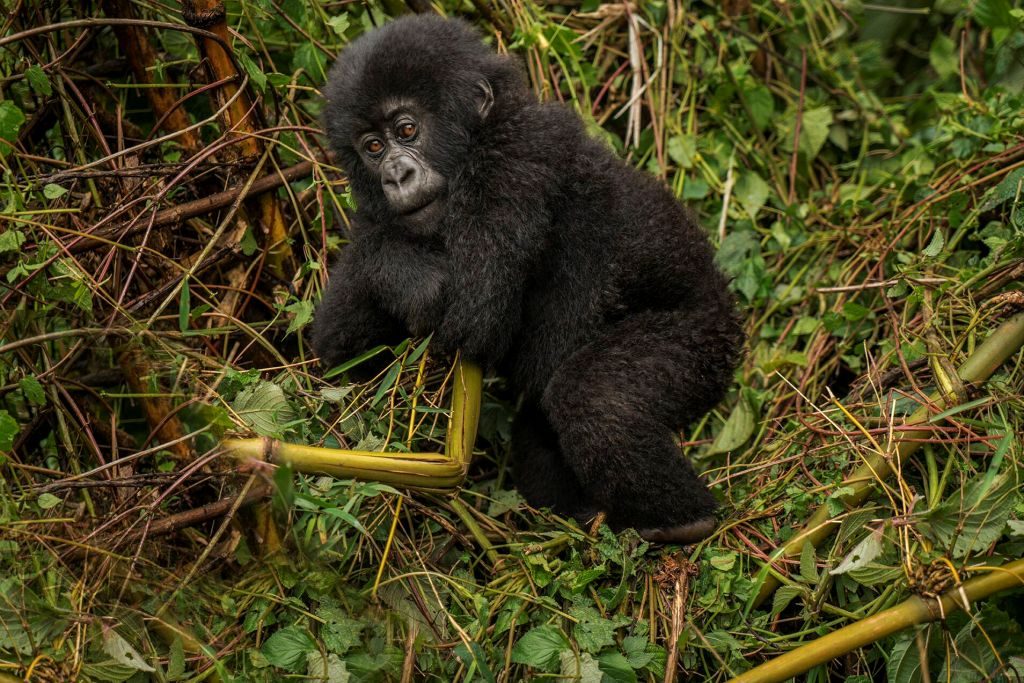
[749,312,1024,610]
[223,360,483,490]
[730,559,1024,683]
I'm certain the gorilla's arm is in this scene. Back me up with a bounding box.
[310,248,405,368]
[357,232,449,337]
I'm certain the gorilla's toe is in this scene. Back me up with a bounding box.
[638,516,717,544]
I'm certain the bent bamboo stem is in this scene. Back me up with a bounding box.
[223,360,483,490]
[730,559,1024,683]
[749,312,1024,610]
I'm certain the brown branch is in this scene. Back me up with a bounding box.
[102,0,200,151]
[182,0,295,278]
[64,156,329,255]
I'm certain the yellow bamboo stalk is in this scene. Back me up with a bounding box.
[730,559,1024,683]
[223,359,483,490]
[749,312,1024,610]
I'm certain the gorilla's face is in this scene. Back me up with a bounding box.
[355,100,446,231]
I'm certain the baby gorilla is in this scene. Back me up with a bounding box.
[312,15,742,543]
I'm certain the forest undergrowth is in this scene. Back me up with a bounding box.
[1,0,1024,680]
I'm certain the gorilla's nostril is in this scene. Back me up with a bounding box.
[384,158,417,189]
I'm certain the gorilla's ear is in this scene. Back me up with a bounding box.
[476,78,494,120]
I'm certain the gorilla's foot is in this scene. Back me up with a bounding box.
[637,516,717,544]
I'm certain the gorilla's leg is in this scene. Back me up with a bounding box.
[541,308,739,543]
[511,403,594,519]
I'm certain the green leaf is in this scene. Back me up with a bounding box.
[167,637,186,681]
[0,101,26,147]
[667,135,697,169]
[887,629,927,683]
[799,541,818,583]
[237,51,267,93]
[261,625,316,672]
[771,585,804,616]
[778,106,833,160]
[735,171,771,220]
[25,65,52,96]
[0,229,26,253]
[178,279,191,333]
[510,624,570,671]
[929,34,958,79]
[707,389,758,455]
[37,492,61,509]
[328,15,351,39]
[974,0,1013,28]
[921,229,944,257]
[42,183,66,199]
[103,629,155,672]
[710,553,737,571]
[745,86,774,130]
[285,299,314,335]
[19,376,46,405]
[571,605,626,654]
[980,167,1024,211]
[232,381,297,438]
[830,528,884,575]
[597,651,637,683]
[559,651,602,683]
[0,410,16,451]
[919,471,1017,557]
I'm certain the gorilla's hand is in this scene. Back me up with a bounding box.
[311,252,404,369]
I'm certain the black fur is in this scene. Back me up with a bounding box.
[312,15,743,535]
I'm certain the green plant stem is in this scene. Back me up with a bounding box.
[730,559,1024,683]
[748,312,1024,610]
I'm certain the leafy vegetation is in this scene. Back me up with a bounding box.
[2,0,1024,681]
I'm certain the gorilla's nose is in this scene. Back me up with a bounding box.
[382,157,418,191]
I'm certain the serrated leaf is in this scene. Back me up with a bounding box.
[328,15,351,39]
[980,167,1024,211]
[771,585,804,615]
[25,64,52,96]
[887,629,926,683]
[285,299,314,335]
[799,541,818,583]
[262,625,315,672]
[510,624,570,671]
[233,381,296,438]
[560,651,602,683]
[921,230,944,257]
[710,553,737,571]
[919,471,1017,557]
[19,376,45,406]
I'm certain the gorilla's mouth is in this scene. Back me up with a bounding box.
[400,196,441,218]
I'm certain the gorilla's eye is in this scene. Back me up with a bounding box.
[365,138,384,155]
[397,123,417,140]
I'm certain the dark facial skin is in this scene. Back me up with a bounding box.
[357,103,446,231]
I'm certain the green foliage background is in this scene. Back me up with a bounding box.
[1,0,1024,681]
